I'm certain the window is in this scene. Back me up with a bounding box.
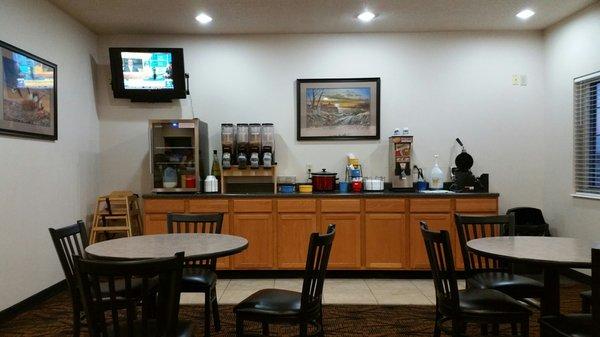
[574,72,600,196]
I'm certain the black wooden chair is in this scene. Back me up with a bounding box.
[167,213,224,337]
[506,207,551,236]
[73,252,192,337]
[49,221,88,337]
[540,247,599,337]
[455,214,544,303]
[234,224,336,337]
[420,222,531,337]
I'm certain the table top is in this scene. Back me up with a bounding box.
[467,236,598,268]
[85,233,248,261]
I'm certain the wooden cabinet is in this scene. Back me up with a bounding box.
[143,195,499,271]
[409,213,454,269]
[277,214,317,269]
[321,213,361,269]
[365,213,407,269]
[231,213,274,269]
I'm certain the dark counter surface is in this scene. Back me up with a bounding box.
[143,191,499,199]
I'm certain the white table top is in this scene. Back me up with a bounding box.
[85,233,248,261]
[467,236,597,268]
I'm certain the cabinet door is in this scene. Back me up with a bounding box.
[365,214,407,269]
[231,213,274,269]
[409,213,454,269]
[321,213,361,269]
[277,214,317,269]
[144,214,167,234]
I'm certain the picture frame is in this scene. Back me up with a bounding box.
[297,77,380,141]
[0,40,57,140]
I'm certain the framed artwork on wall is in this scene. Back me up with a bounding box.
[0,40,57,140]
[296,77,380,141]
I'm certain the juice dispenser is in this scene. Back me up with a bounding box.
[261,123,274,168]
[389,132,414,190]
[221,123,235,169]
[236,123,249,169]
[248,123,262,169]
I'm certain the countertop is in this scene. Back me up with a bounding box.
[142,191,499,199]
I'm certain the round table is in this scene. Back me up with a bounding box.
[85,233,248,261]
[467,236,597,321]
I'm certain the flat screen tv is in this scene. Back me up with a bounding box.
[109,47,187,102]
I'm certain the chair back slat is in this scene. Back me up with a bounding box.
[420,222,460,315]
[455,214,514,273]
[592,248,599,337]
[74,252,184,337]
[167,213,224,269]
[301,224,336,313]
[49,221,89,292]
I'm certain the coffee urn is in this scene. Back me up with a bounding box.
[389,132,414,190]
[261,123,274,168]
[236,123,249,169]
[221,123,235,169]
[248,123,262,169]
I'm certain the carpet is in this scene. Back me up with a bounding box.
[0,284,587,336]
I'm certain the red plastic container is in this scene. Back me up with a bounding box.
[185,175,196,188]
[351,180,363,192]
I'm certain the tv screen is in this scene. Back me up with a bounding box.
[109,47,186,102]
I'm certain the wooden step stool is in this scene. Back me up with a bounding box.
[89,191,143,244]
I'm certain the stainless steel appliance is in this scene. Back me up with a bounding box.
[221,123,235,169]
[389,134,414,190]
[261,123,274,168]
[236,123,249,169]
[149,119,208,193]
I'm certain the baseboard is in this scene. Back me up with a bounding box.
[0,280,67,323]
[217,269,466,279]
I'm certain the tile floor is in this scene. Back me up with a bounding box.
[180,279,466,306]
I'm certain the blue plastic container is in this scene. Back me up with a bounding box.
[339,181,349,193]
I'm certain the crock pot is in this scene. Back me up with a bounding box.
[310,169,338,192]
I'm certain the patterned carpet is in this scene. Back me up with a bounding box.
[0,283,588,336]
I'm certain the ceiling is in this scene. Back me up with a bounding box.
[49,0,597,35]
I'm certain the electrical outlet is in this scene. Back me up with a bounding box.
[512,74,520,86]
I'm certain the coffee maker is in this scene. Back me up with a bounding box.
[389,132,414,190]
[248,123,262,169]
[236,123,249,169]
[221,123,235,169]
[261,123,274,168]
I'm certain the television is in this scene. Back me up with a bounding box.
[109,47,187,102]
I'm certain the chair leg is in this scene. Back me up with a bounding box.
[511,323,518,336]
[433,310,441,337]
[451,319,462,337]
[521,319,529,337]
[300,322,308,337]
[72,298,81,337]
[236,316,244,337]
[211,288,221,331]
[262,322,269,336]
[318,308,325,337]
[204,291,211,337]
[481,324,488,335]
[492,323,499,335]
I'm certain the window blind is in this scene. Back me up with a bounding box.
[574,71,600,195]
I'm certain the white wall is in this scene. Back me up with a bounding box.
[543,3,600,240]
[96,32,546,212]
[0,1,99,310]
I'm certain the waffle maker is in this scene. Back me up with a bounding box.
[450,138,488,192]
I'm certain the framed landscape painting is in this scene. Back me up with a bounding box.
[297,78,380,140]
[0,40,57,140]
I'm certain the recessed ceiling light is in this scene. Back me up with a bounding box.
[195,13,213,24]
[516,9,535,20]
[357,11,376,22]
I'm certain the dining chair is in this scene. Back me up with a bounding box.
[166,212,224,337]
[73,252,192,337]
[540,247,599,337]
[420,222,531,337]
[234,224,336,337]
[49,221,88,337]
[455,214,544,303]
[506,207,551,236]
